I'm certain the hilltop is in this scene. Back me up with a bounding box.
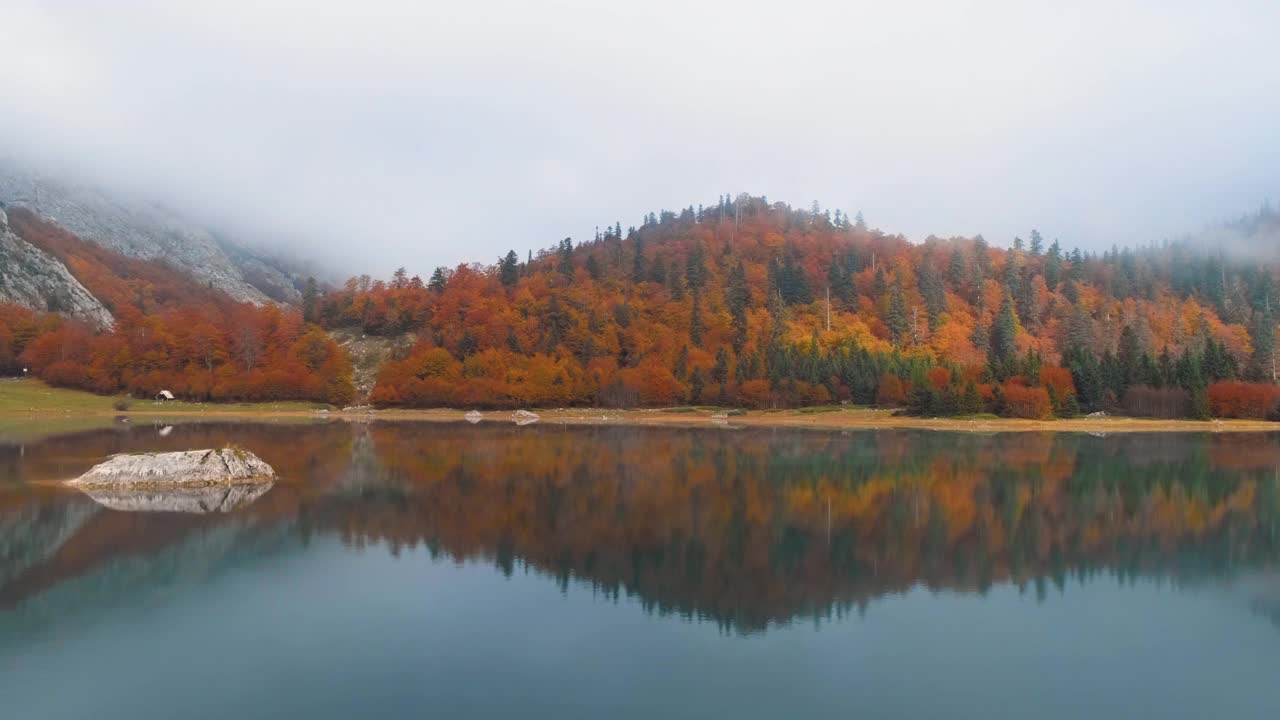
[317,195,1280,419]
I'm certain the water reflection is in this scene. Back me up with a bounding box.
[74,483,275,514]
[1,423,1279,632]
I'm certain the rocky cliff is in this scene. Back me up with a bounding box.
[0,206,114,327]
[0,166,303,305]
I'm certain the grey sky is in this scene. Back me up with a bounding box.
[2,0,1278,278]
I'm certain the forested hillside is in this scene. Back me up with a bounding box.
[0,210,352,404]
[4,194,1278,418]
[318,195,1279,419]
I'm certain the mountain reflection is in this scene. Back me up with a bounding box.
[2,423,1279,631]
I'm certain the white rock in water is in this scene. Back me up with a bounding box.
[77,483,274,514]
[464,410,484,424]
[511,409,540,425]
[67,448,276,488]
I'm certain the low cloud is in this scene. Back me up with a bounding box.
[2,0,1278,278]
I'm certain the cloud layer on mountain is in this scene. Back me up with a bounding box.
[2,0,1279,277]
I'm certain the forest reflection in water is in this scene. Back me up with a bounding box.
[2,421,1280,633]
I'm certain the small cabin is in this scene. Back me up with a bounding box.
[155,390,175,402]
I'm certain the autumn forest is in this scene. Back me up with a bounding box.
[3,196,1280,419]
[314,195,1280,419]
[0,208,353,405]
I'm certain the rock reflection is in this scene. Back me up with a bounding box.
[74,482,275,514]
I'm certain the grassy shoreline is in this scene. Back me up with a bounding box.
[0,378,327,415]
[3,378,1278,434]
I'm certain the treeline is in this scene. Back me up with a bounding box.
[321,195,1279,418]
[1,211,353,404]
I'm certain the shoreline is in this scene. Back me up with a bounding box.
[3,378,1277,434]
[4,405,1279,433]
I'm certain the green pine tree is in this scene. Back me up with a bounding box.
[500,250,520,287]
[726,260,750,354]
[301,276,318,323]
[686,241,708,290]
[711,347,730,385]
[428,267,448,293]
[690,292,704,348]
[948,248,967,293]
[988,292,1020,379]
[689,367,705,404]
[1249,299,1276,381]
[584,253,601,282]
[632,234,646,282]
[887,278,910,346]
[673,345,689,381]
[1044,240,1062,291]
[557,238,574,277]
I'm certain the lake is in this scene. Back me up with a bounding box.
[2,421,1279,718]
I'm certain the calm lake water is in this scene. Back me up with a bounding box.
[2,421,1279,719]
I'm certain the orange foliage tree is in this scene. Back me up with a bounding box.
[1208,382,1280,419]
[3,211,353,404]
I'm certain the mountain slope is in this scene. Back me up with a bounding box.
[0,207,112,327]
[0,210,353,404]
[5,207,244,318]
[0,166,301,304]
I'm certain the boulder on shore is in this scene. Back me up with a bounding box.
[465,410,484,424]
[66,448,276,489]
[512,409,540,426]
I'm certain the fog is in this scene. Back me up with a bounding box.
[2,0,1278,278]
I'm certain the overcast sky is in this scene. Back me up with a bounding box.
[2,0,1278,278]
